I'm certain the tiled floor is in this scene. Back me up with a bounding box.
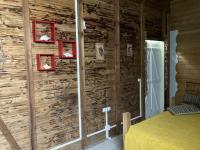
[86,135,123,150]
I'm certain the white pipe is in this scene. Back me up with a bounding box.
[138,78,142,117]
[130,78,143,122]
[87,125,117,138]
[51,77,143,149]
[105,109,109,139]
[131,115,142,121]
[52,4,143,148]
[88,78,143,138]
[104,107,111,140]
[75,0,83,140]
[50,138,81,150]
[50,0,82,149]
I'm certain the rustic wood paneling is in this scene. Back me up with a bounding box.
[114,0,120,125]
[119,0,163,119]
[0,0,31,149]
[83,0,116,134]
[145,0,163,39]
[28,0,79,149]
[171,0,200,103]
[0,0,164,149]
[119,0,141,119]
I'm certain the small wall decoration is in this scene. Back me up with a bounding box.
[33,18,56,43]
[0,40,5,72]
[127,44,133,57]
[96,43,105,60]
[58,40,76,59]
[36,54,56,71]
[83,20,87,30]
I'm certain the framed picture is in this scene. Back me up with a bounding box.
[96,43,105,60]
[32,18,56,43]
[127,44,133,57]
[36,54,56,71]
[58,40,76,59]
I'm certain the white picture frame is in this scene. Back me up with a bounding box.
[127,44,133,57]
[96,43,105,60]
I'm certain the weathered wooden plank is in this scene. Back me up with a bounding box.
[140,0,145,119]
[0,117,21,150]
[0,0,31,149]
[83,0,116,135]
[113,0,120,129]
[22,0,37,149]
[122,112,131,142]
[77,0,87,148]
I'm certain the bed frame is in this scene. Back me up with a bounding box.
[122,112,131,140]
[122,81,200,141]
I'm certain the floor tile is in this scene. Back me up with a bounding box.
[86,135,123,150]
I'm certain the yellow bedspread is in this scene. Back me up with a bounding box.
[125,111,200,150]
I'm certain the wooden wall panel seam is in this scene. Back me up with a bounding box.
[78,0,87,149]
[114,0,120,129]
[22,0,37,149]
[140,0,146,120]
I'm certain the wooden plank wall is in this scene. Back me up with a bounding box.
[83,0,116,134]
[28,0,79,149]
[145,0,163,39]
[171,0,200,103]
[0,0,31,149]
[119,0,163,119]
[0,0,164,149]
[119,0,141,119]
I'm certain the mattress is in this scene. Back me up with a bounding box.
[125,111,200,150]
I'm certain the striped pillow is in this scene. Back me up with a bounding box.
[183,94,200,106]
[167,104,200,115]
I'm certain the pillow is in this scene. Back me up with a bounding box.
[167,104,200,115]
[183,94,200,106]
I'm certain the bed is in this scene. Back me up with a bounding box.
[123,82,200,150]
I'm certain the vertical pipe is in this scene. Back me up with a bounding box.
[75,0,83,140]
[105,111,109,139]
[138,78,142,117]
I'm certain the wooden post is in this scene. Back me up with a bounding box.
[22,0,37,150]
[0,117,21,150]
[123,112,131,141]
[114,0,121,131]
[166,2,171,108]
[77,0,87,149]
[140,0,146,120]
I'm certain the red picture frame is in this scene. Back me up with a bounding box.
[32,18,56,43]
[36,54,56,71]
[58,40,76,59]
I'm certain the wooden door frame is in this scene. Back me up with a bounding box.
[140,0,146,120]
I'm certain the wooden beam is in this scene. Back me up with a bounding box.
[122,112,131,141]
[140,0,146,120]
[22,0,37,150]
[114,0,121,130]
[77,0,87,149]
[162,8,167,40]
[0,117,21,150]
